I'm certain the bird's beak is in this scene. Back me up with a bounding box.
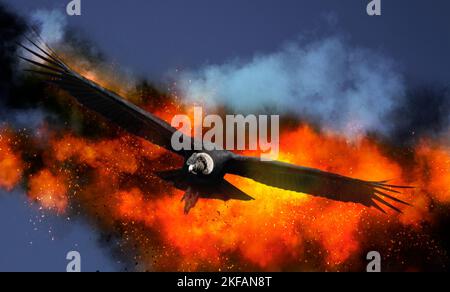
[188,165,195,173]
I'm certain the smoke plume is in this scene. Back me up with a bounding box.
[178,37,408,137]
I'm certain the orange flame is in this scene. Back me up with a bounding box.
[28,169,68,213]
[2,116,445,271]
[0,129,24,191]
[415,141,450,204]
[2,113,449,272]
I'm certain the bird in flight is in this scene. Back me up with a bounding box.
[19,39,412,214]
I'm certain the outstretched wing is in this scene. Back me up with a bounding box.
[225,155,412,213]
[18,39,190,156]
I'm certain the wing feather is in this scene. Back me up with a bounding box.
[226,155,412,213]
[19,41,191,156]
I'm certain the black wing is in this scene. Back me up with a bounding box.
[225,155,412,213]
[18,39,191,156]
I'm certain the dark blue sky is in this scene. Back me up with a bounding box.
[1,0,449,271]
[0,190,119,272]
[5,0,450,84]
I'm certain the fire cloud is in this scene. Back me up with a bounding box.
[1,115,448,271]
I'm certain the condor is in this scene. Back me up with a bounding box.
[19,39,412,214]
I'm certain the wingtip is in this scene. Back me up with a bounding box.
[372,195,402,213]
[17,36,70,72]
[372,202,387,214]
[374,190,412,207]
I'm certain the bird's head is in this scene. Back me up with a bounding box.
[186,153,214,175]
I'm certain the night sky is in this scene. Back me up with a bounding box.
[0,0,449,271]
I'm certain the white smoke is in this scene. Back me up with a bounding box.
[31,9,67,45]
[178,37,406,137]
